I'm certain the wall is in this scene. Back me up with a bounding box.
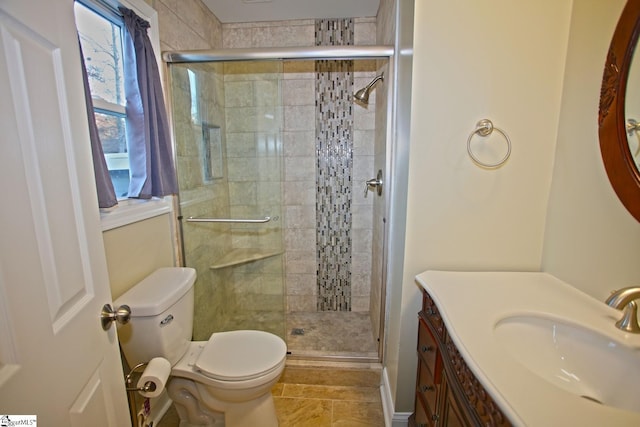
[104,214,175,298]
[147,0,222,52]
[222,20,380,314]
[104,0,222,298]
[387,0,574,412]
[170,60,235,339]
[542,0,640,296]
[222,18,375,49]
[371,0,396,357]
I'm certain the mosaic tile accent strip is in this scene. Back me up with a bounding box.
[315,19,354,311]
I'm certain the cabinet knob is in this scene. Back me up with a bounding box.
[421,345,435,353]
[420,384,435,392]
[431,414,439,421]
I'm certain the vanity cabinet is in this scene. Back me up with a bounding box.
[410,289,511,427]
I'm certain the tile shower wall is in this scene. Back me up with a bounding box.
[315,19,355,311]
[171,63,233,340]
[222,61,285,336]
[369,0,395,352]
[222,19,377,314]
[174,59,287,341]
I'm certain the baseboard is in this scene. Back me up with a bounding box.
[148,392,172,427]
[392,412,412,427]
[380,367,411,427]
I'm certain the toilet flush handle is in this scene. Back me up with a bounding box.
[101,303,131,331]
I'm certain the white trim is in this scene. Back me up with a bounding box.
[92,98,126,115]
[391,412,411,427]
[148,393,172,427]
[381,367,393,426]
[381,367,412,427]
[100,197,172,231]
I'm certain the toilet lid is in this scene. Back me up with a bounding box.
[195,330,287,381]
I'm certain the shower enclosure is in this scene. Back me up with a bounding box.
[167,45,391,361]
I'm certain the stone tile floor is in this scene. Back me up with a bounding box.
[157,365,385,426]
[215,311,379,359]
[285,312,379,359]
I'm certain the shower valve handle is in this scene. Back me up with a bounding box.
[364,170,384,198]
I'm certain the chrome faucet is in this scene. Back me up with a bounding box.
[605,287,640,333]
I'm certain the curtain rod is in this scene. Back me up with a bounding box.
[162,45,394,63]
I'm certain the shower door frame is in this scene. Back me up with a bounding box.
[165,45,395,363]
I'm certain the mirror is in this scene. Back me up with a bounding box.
[625,52,640,171]
[599,0,640,222]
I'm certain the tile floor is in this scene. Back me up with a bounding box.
[217,310,379,359]
[285,312,379,359]
[157,364,385,426]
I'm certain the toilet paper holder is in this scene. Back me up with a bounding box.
[124,362,156,427]
[125,362,156,393]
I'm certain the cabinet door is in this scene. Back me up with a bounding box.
[418,318,439,375]
[413,395,435,427]
[417,358,438,412]
[439,373,467,427]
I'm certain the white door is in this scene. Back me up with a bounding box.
[0,0,130,425]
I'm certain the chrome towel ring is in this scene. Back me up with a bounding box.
[467,119,512,168]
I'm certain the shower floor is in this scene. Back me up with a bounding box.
[286,311,378,359]
[218,310,378,360]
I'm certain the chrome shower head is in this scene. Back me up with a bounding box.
[354,73,384,104]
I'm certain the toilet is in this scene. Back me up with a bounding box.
[115,267,287,427]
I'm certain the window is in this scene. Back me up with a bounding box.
[75,0,172,230]
[75,0,130,198]
[188,69,200,124]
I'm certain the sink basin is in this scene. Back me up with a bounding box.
[494,314,640,413]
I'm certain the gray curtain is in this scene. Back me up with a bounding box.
[79,38,118,208]
[120,7,178,199]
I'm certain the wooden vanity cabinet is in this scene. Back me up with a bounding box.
[410,289,511,427]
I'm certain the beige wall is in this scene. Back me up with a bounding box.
[388,0,640,414]
[104,214,175,299]
[389,0,574,412]
[542,0,640,296]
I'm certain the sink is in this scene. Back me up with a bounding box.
[494,314,640,413]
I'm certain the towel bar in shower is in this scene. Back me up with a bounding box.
[186,216,271,224]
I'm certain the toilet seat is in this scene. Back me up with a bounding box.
[195,330,287,381]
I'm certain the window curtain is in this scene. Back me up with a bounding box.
[119,7,178,199]
[79,38,118,209]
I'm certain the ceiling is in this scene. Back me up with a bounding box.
[202,0,380,23]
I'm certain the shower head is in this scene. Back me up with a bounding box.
[354,73,384,104]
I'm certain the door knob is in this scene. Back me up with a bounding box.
[364,169,383,197]
[101,303,131,330]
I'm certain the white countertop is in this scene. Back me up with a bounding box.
[415,270,640,427]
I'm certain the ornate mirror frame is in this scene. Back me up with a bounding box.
[599,0,640,222]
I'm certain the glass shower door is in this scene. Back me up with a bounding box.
[170,61,285,341]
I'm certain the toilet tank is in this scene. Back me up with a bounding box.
[114,267,196,368]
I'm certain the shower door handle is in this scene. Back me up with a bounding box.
[364,170,383,197]
[186,216,272,223]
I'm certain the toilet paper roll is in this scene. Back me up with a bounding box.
[137,357,171,398]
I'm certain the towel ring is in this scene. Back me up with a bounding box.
[467,119,512,168]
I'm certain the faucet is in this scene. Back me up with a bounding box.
[605,287,640,333]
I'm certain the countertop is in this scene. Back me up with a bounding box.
[415,270,640,427]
